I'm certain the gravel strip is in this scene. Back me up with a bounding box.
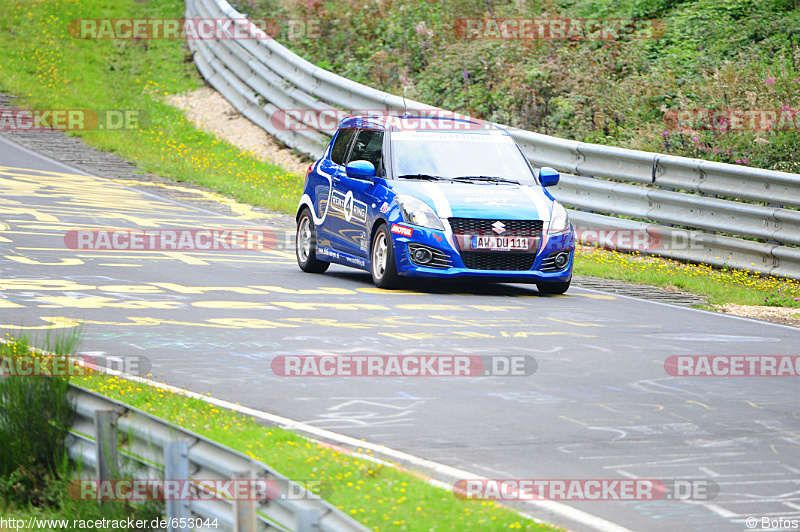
[167,87,311,177]
[716,304,800,327]
[572,276,709,307]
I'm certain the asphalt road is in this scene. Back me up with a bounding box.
[1,135,798,532]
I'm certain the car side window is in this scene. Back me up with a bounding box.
[330,128,356,165]
[347,129,384,176]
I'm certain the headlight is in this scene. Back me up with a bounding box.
[394,195,445,230]
[549,202,570,233]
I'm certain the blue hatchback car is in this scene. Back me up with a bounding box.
[295,115,575,293]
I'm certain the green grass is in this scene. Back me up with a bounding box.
[1,501,65,532]
[0,0,303,214]
[575,245,800,308]
[1,496,159,532]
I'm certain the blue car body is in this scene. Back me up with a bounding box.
[296,115,575,290]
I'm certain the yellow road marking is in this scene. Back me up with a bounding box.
[249,286,357,295]
[160,252,209,265]
[499,331,598,338]
[0,279,94,291]
[206,318,299,328]
[356,287,426,295]
[36,296,182,310]
[98,285,164,293]
[574,293,616,300]
[559,416,589,427]
[6,256,84,266]
[283,318,372,329]
[686,400,713,410]
[0,317,80,330]
[192,301,279,309]
[274,302,390,311]
[149,283,265,294]
[109,179,279,220]
[546,317,602,327]
[0,207,60,222]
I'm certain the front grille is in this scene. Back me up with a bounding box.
[448,218,544,234]
[460,252,536,271]
[408,244,451,269]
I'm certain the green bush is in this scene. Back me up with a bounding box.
[240,0,800,172]
[0,337,76,506]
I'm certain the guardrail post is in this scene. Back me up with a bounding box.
[165,440,191,532]
[233,470,257,532]
[296,508,321,532]
[94,410,118,482]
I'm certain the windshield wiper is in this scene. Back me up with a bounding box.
[452,175,520,184]
[397,174,450,181]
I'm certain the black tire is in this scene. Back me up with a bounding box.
[370,224,400,288]
[536,277,571,295]
[296,208,329,273]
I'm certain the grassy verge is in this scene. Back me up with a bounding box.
[1,337,558,531]
[0,0,303,213]
[575,246,800,308]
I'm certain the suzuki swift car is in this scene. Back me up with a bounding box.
[295,115,575,293]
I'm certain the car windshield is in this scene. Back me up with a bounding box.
[391,131,536,184]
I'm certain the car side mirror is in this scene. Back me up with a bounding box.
[346,160,376,180]
[539,167,559,187]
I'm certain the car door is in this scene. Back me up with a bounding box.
[315,127,356,250]
[329,128,384,257]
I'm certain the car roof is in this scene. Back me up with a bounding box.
[337,114,506,135]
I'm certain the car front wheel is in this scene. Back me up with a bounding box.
[536,277,571,295]
[296,208,329,273]
[371,224,400,288]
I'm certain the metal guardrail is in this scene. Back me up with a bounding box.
[68,384,368,532]
[184,0,800,279]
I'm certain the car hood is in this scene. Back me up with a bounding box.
[389,180,553,221]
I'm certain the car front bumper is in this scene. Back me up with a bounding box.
[391,225,575,283]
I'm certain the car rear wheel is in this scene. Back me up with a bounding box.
[296,208,329,273]
[371,224,400,288]
[536,277,571,295]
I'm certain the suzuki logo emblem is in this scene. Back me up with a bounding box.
[492,221,506,234]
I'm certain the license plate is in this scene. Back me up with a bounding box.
[471,236,528,250]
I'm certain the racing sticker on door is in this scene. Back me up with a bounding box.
[331,190,367,223]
